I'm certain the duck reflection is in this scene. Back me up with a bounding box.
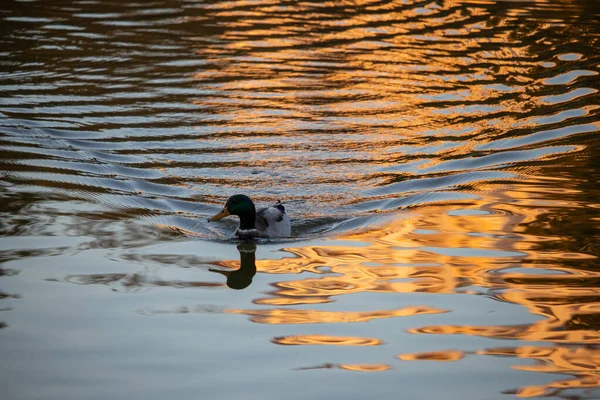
[210,241,257,290]
[59,242,257,291]
[0,268,20,329]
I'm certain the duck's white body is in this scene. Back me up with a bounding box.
[236,203,291,238]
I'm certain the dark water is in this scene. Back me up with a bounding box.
[1,0,599,398]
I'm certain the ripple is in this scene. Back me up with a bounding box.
[1,1,600,397]
[272,334,383,346]
[408,323,600,344]
[477,123,598,151]
[541,87,597,104]
[227,305,448,324]
[398,350,465,362]
[543,70,597,86]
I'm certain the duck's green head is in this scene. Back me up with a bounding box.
[209,194,256,229]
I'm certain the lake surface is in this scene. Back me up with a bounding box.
[1,0,599,399]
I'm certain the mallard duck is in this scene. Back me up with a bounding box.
[208,194,291,238]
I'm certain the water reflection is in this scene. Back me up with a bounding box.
[1,0,600,398]
[43,194,600,394]
[398,346,600,398]
[64,271,223,291]
[272,334,382,347]
[296,363,392,372]
[0,268,20,329]
[209,241,257,290]
[231,305,447,325]
[61,241,256,292]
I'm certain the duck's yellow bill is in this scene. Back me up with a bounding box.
[209,208,230,221]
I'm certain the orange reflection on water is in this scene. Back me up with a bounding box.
[254,296,333,306]
[226,305,447,324]
[396,345,599,397]
[296,363,391,372]
[272,334,382,346]
[239,188,597,394]
[483,346,600,376]
[193,0,565,142]
[248,201,527,306]
[487,346,600,398]
[186,0,598,383]
[513,376,600,398]
[399,350,465,362]
[408,322,600,344]
[340,364,391,372]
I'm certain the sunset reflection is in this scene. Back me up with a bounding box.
[272,334,382,347]
[237,185,598,393]
[296,363,391,372]
[2,0,599,398]
[399,350,465,362]
[398,345,600,397]
[226,305,447,324]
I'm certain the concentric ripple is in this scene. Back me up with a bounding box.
[1,0,599,240]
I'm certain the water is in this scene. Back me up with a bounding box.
[1,0,599,398]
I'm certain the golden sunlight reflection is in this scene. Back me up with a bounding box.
[339,364,392,372]
[272,334,383,347]
[2,0,600,398]
[242,186,597,391]
[397,346,599,397]
[399,350,465,362]
[62,184,598,397]
[407,324,600,344]
[295,363,392,372]
[0,0,600,398]
[226,305,447,324]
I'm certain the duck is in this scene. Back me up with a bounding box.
[208,194,291,238]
